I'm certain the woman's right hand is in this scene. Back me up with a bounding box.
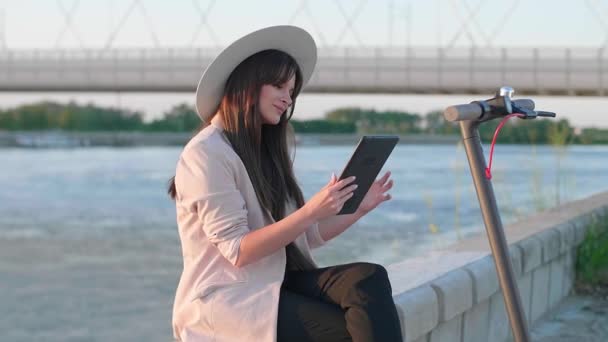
[303,174,358,221]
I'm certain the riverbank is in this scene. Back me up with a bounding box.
[0,130,460,147]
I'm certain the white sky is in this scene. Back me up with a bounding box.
[2,0,607,49]
[1,0,608,128]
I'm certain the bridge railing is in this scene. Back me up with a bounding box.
[0,47,606,95]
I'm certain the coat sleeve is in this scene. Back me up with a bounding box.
[305,222,326,249]
[175,145,249,266]
[285,198,326,250]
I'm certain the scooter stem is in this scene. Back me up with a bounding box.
[460,119,531,342]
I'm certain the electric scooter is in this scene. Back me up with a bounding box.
[443,86,556,342]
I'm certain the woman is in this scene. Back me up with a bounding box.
[169,26,402,342]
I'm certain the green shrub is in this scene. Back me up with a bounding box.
[576,213,608,285]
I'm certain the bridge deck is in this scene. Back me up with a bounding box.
[1,47,606,95]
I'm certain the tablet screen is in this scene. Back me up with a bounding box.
[337,135,399,215]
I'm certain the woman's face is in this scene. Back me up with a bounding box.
[258,75,296,125]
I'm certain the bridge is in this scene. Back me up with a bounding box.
[1,47,606,96]
[2,1,608,96]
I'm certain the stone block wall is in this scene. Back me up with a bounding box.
[388,191,608,342]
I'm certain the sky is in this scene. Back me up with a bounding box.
[1,0,608,128]
[2,0,607,49]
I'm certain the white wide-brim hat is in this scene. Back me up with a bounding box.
[195,25,317,122]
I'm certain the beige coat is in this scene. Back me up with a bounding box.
[172,121,326,342]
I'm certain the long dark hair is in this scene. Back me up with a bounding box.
[168,49,315,270]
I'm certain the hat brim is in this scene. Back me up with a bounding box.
[195,25,317,122]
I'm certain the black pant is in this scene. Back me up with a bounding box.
[277,262,403,342]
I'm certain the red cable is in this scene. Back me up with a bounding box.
[485,113,525,180]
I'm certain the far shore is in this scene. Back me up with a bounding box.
[0,130,461,148]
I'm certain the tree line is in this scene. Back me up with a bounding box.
[0,101,199,132]
[1,101,608,144]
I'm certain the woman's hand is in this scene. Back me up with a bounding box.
[356,171,394,215]
[303,174,358,221]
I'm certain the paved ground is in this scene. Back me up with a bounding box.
[531,295,608,342]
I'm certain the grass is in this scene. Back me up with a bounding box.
[576,213,608,291]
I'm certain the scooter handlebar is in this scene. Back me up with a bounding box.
[444,99,535,122]
[444,103,483,122]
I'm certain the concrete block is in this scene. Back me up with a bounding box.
[530,264,550,323]
[509,244,523,278]
[575,211,596,227]
[411,335,428,342]
[488,292,510,342]
[548,258,565,309]
[394,285,439,342]
[463,255,498,304]
[572,217,589,245]
[516,237,542,274]
[430,269,473,322]
[516,273,533,326]
[590,206,608,225]
[571,215,594,245]
[535,229,561,263]
[462,299,490,342]
[555,222,576,254]
[562,251,576,297]
[429,314,462,342]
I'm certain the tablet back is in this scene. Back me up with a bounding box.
[337,135,399,215]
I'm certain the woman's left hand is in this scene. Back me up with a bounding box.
[356,171,394,215]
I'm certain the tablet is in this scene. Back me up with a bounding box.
[337,135,399,215]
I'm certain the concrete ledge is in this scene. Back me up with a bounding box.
[516,237,542,274]
[535,228,561,262]
[572,217,589,245]
[429,315,462,342]
[510,244,523,278]
[411,336,428,342]
[548,258,565,310]
[387,191,608,342]
[569,210,600,243]
[462,299,490,342]
[562,251,576,297]
[556,222,577,254]
[517,272,533,325]
[464,256,498,304]
[488,292,511,342]
[430,269,473,322]
[393,285,439,342]
[531,264,551,323]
